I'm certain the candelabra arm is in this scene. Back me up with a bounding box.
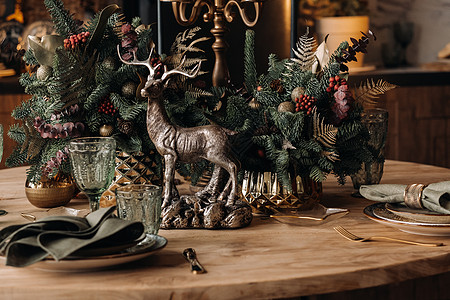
[171,1,213,26]
[224,1,263,27]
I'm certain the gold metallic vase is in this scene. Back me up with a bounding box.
[25,173,76,208]
[241,170,322,214]
[100,151,162,207]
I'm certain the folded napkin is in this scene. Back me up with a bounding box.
[360,181,450,214]
[0,206,144,267]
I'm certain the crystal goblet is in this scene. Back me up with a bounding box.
[69,137,116,212]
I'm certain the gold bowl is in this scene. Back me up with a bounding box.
[25,174,76,208]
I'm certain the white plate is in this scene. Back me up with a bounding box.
[1,235,167,272]
[364,203,450,236]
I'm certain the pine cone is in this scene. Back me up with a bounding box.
[270,79,285,94]
[118,119,134,135]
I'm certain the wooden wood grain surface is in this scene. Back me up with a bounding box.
[0,160,449,299]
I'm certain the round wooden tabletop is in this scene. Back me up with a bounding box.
[0,160,449,299]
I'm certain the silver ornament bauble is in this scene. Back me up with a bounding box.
[291,87,305,101]
[36,65,53,81]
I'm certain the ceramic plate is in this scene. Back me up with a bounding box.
[385,203,450,224]
[1,235,167,272]
[364,203,450,236]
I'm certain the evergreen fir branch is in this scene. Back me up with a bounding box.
[26,164,44,183]
[23,49,39,65]
[119,101,147,121]
[313,109,337,148]
[5,147,28,168]
[44,0,79,37]
[268,107,304,144]
[11,99,32,120]
[83,84,109,111]
[131,17,141,29]
[291,28,317,71]
[244,30,257,94]
[354,79,397,109]
[7,124,25,143]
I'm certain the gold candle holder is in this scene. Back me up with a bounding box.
[160,0,264,86]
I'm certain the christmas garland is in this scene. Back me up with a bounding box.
[6,0,396,192]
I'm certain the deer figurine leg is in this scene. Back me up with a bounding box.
[162,153,178,208]
[195,165,225,201]
[215,157,239,206]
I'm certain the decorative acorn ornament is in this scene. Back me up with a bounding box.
[99,124,114,137]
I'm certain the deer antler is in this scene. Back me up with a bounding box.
[117,45,161,77]
[161,56,202,82]
[117,44,201,84]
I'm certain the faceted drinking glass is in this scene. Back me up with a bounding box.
[69,137,116,212]
[351,109,389,196]
[115,184,162,243]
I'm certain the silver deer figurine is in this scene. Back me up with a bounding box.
[118,45,240,208]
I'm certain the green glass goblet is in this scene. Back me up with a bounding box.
[69,137,116,212]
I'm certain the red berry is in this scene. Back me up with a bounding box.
[329,77,335,82]
[335,75,340,81]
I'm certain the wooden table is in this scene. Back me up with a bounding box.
[0,160,449,299]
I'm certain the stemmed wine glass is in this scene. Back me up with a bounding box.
[68,137,116,212]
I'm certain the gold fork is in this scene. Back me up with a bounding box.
[334,226,444,247]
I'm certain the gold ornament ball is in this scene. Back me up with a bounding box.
[248,98,261,110]
[36,65,53,81]
[291,87,305,101]
[122,81,137,98]
[277,101,295,113]
[99,124,114,137]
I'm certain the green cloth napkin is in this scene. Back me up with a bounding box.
[0,206,144,267]
[360,181,450,214]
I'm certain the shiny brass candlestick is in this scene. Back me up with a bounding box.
[161,0,264,86]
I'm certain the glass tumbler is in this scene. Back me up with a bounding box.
[69,137,116,212]
[115,184,162,242]
[351,109,389,194]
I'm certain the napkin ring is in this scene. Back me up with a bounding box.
[404,183,428,209]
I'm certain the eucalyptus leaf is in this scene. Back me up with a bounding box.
[28,35,64,66]
[85,4,120,54]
